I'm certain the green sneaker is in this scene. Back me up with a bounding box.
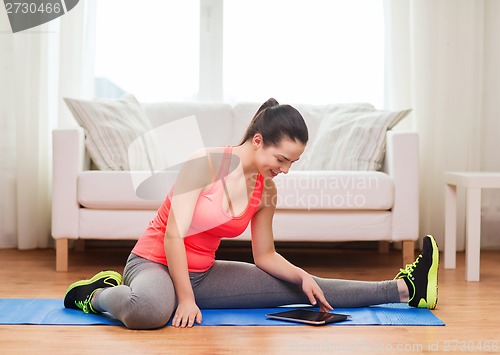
[395,235,439,309]
[64,270,122,314]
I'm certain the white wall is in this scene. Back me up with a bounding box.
[480,0,500,249]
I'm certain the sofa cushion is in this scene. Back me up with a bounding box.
[78,170,392,211]
[298,106,411,171]
[78,171,177,209]
[64,95,159,171]
[273,171,393,210]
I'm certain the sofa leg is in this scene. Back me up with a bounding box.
[402,240,415,267]
[56,238,69,272]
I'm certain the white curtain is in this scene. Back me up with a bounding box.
[0,1,96,249]
[384,0,500,250]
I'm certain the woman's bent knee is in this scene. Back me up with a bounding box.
[122,306,173,330]
[120,296,174,330]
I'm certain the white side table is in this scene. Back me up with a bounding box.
[444,172,500,281]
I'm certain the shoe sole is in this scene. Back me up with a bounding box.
[426,235,439,309]
[64,270,122,309]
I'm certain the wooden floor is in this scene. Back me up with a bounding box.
[1,244,499,354]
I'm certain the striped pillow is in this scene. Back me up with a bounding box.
[298,106,411,171]
[64,95,156,171]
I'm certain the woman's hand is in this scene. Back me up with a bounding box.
[301,273,333,313]
[171,300,202,328]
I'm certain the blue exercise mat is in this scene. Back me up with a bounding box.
[0,299,444,326]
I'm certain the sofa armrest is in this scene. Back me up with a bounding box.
[51,127,86,240]
[384,131,419,241]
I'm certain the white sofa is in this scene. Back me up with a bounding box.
[52,102,419,271]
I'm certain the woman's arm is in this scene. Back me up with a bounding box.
[164,150,212,327]
[250,180,333,312]
[164,220,201,327]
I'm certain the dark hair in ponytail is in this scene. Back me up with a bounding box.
[239,98,308,146]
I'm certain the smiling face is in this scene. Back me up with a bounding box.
[252,134,306,178]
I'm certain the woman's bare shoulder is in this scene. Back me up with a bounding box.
[259,177,277,211]
[203,146,229,175]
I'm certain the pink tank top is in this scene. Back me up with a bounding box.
[132,146,264,272]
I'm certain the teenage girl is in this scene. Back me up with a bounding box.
[64,98,439,329]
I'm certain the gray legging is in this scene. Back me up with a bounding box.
[92,253,401,329]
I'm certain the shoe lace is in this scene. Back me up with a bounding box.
[74,299,91,313]
[398,254,422,278]
[74,291,97,314]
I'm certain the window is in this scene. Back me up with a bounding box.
[94,0,384,107]
[94,0,199,102]
[223,0,384,106]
